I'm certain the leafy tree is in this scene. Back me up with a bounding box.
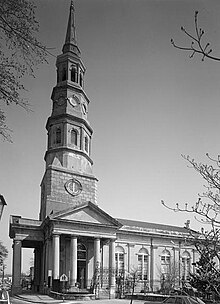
[0,241,8,265]
[171,11,220,62]
[0,0,50,142]
[189,228,220,300]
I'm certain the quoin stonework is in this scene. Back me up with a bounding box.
[9,1,197,298]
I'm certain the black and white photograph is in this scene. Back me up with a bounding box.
[1,0,220,303]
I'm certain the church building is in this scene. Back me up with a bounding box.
[9,2,196,297]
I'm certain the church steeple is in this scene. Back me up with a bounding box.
[62,0,80,56]
[39,1,98,220]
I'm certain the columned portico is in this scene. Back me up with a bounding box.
[69,235,78,291]
[12,239,22,294]
[53,234,60,280]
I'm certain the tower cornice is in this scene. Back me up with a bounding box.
[44,147,93,166]
[46,114,93,134]
[43,164,98,181]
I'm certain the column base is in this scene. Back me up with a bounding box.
[52,279,60,292]
[68,286,79,292]
[11,285,22,295]
[108,286,116,299]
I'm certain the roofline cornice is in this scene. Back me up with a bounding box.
[46,113,93,134]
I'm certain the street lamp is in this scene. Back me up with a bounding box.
[0,195,7,220]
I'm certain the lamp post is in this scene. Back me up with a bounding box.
[0,194,7,220]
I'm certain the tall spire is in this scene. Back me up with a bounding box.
[62,0,80,56]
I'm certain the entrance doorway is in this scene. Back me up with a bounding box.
[77,243,87,289]
[77,261,86,289]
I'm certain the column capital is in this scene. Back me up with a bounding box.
[70,235,78,239]
[52,233,61,237]
[13,238,22,242]
[13,239,22,247]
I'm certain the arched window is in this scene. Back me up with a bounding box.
[71,129,78,146]
[77,243,87,261]
[56,127,61,144]
[161,249,171,275]
[182,251,190,280]
[137,248,149,280]
[84,136,89,153]
[62,67,67,81]
[115,246,125,275]
[71,66,78,83]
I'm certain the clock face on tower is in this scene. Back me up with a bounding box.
[68,94,80,107]
[64,178,82,196]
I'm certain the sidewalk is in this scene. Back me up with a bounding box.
[11,294,144,304]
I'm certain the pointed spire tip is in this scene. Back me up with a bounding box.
[62,0,80,56]
[71,0,75,10]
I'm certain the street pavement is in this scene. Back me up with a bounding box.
[10,294,146,304]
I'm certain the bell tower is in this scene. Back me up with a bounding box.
[39,1,97,220]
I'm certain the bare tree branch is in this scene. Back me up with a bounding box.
[171,11,220,62]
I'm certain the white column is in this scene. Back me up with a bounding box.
[94,238,101,270]
[70,236,77,290]
[109,239,115,298]
[127,243,130,273]
[53,234,60,280]
[172,246,176,288]
[150,239,154,291]
[12,240,22,295]
[178,242,181,287]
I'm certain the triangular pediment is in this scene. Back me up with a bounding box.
[49,202,121,227]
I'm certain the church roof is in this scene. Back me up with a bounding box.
[117,218,192,236]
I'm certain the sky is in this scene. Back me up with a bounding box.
[1,0,220,274]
